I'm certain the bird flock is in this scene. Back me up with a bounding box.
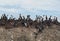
[0,14,59,32]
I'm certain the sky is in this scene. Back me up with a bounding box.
[0,0,60,21]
